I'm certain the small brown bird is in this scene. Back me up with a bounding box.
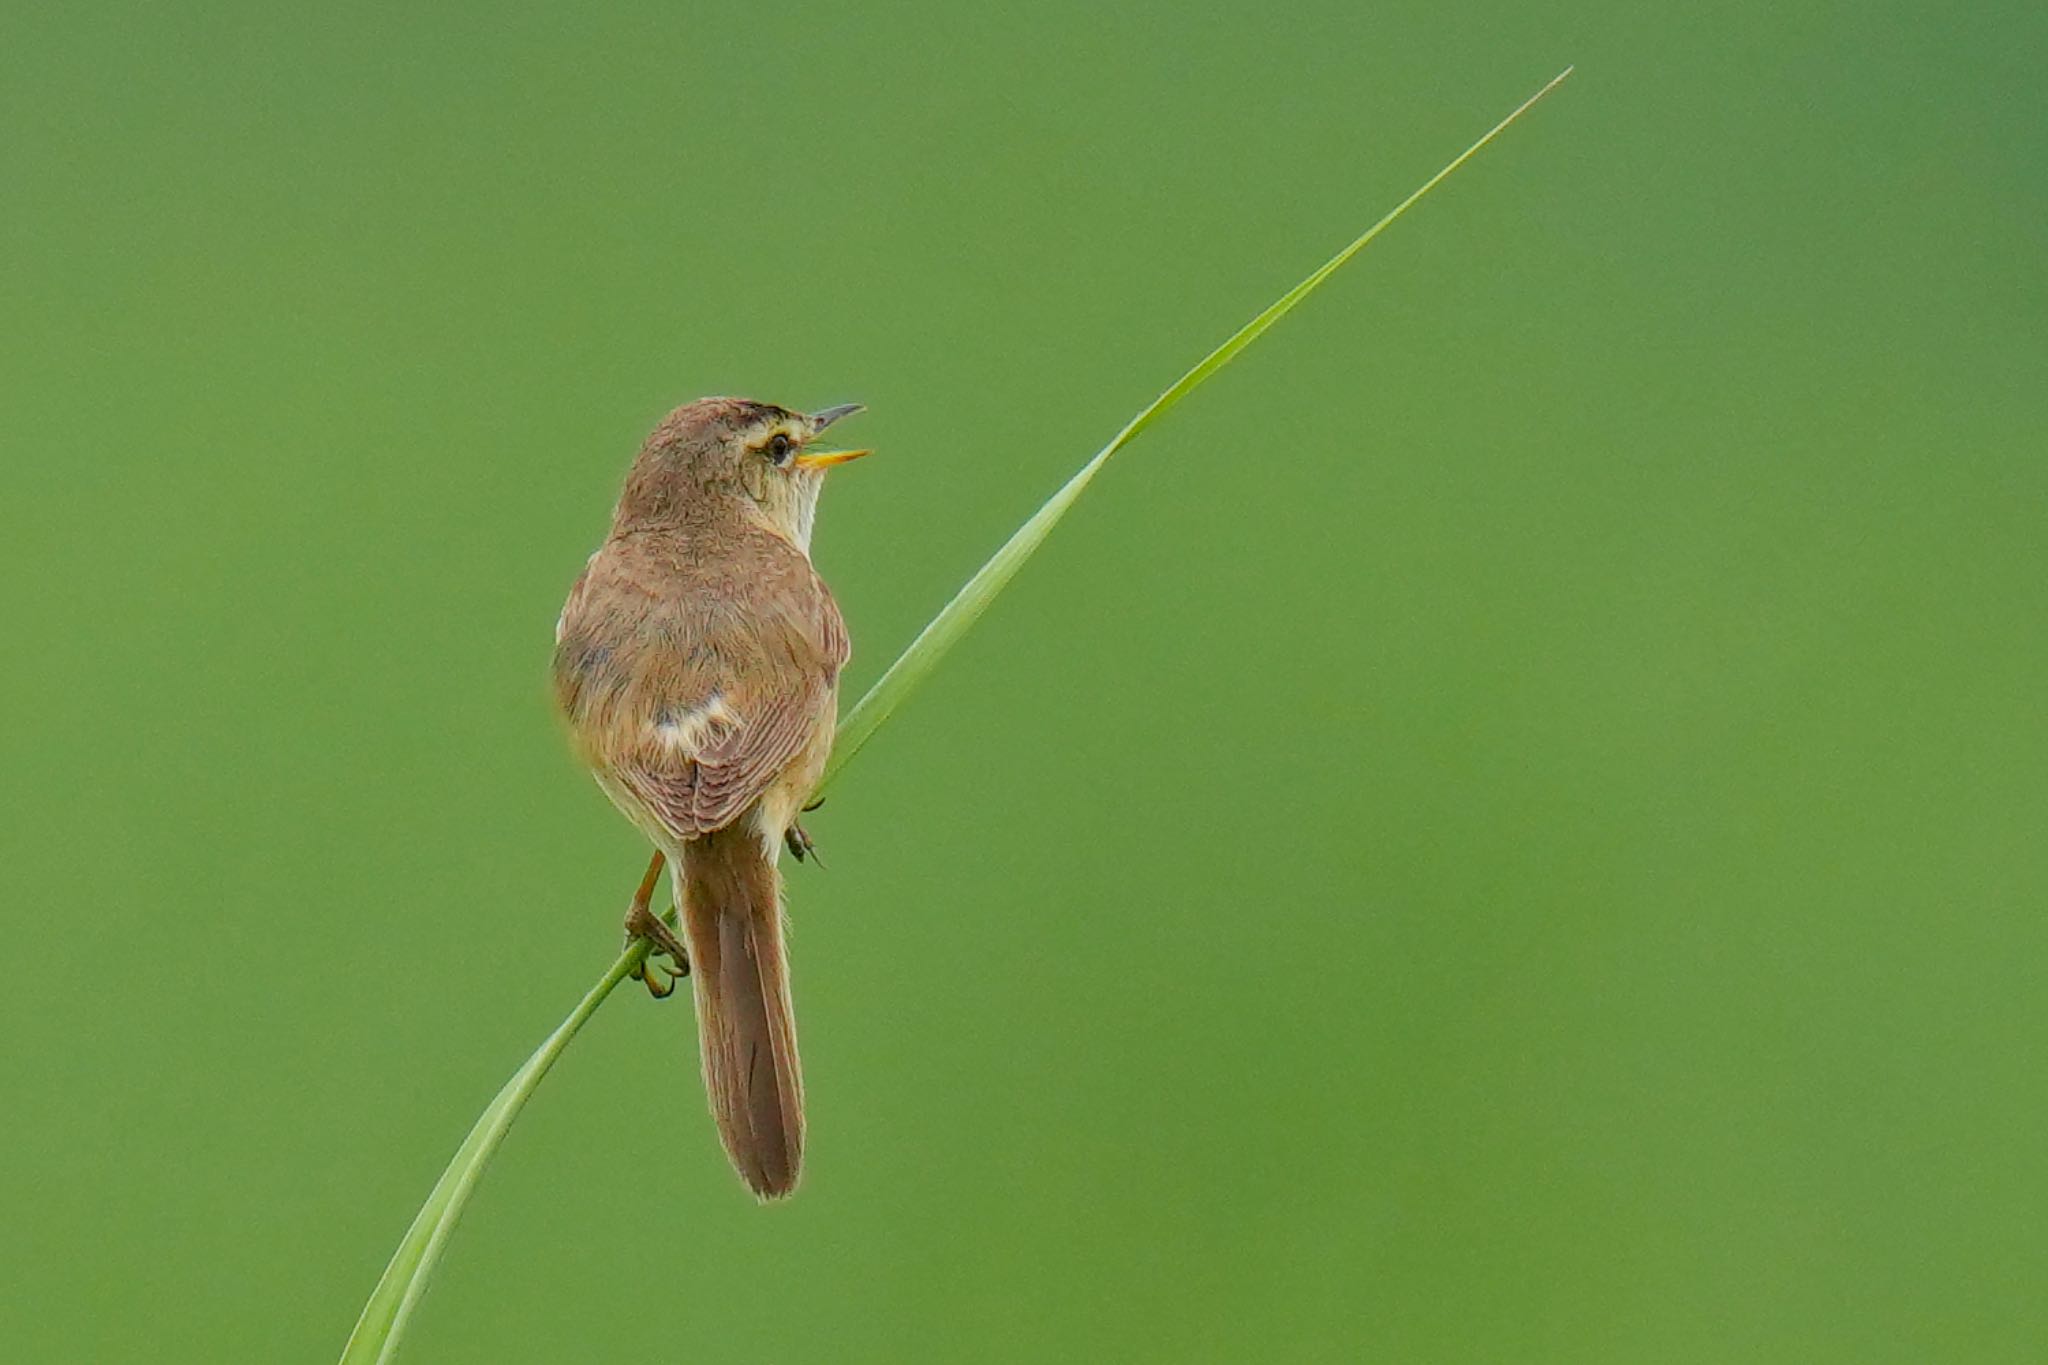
[552,396,869,1199]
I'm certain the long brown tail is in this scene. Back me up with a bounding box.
[680,826,804,1198]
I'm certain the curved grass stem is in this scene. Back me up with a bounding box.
[340,66,1572,1364]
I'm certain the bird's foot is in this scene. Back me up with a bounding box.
[625,898,691,998]
[784,819,823,867]
[631,954,687,999]
[621,851,689,999]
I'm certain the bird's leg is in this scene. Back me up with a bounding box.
[621,849,689,998]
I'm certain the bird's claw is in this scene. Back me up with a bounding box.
[785,820,823,867]
[632,957,686,999]
[623,896,690,1000]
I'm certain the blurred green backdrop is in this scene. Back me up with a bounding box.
[4,1,2044,1361]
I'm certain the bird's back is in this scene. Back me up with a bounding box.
[553,521,847,810]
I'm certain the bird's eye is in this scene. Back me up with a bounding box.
[766,432,794,466]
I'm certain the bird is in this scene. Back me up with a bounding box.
[551,396,870,1199]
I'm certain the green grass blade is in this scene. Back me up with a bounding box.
[341,67,1570,1363]
[340,947,647,1364]
[820,65,1572,790]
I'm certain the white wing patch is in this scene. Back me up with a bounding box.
[652,692,741,754]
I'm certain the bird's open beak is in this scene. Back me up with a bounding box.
[797,402,871,469]
[794,447,872,470]
[808,402,864,433]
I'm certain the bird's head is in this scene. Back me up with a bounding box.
[617,397,870,550]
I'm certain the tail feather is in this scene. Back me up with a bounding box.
[681,826,804,1198]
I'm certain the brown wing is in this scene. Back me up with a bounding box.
[555,527,847,840]
[616,676,830,836]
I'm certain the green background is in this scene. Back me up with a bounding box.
[4,1,2043,1360]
